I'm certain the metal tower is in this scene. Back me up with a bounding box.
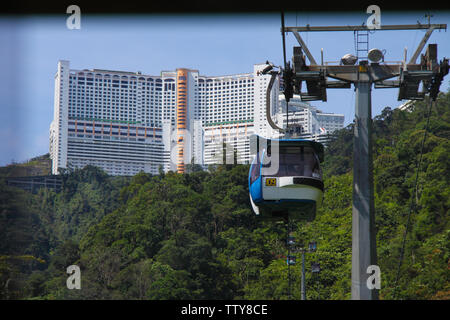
[279,22,448,300]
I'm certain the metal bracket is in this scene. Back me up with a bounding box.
[291,31,317,65]
[409,26,436,64]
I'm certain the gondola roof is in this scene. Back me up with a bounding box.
[250,134,324,162]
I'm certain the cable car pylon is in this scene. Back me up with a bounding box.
[279,18,448,300]
[252,12,448,300]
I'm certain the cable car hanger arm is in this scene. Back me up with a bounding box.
[265,70,286,133]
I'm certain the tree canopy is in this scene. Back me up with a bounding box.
[1,91,449,300]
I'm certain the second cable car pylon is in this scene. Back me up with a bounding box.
[269,12,448,300]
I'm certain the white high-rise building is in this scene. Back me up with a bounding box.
[277,95,345,143]
[50,61,342,176]
[50,60,166,175]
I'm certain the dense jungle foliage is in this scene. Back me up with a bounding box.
[0,91,449,300]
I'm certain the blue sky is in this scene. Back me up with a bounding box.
[1,11,449,166]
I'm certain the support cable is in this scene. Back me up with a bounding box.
[281,12,287,71]
[281,11,289,129]
[393,97,434,299]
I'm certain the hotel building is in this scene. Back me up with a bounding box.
[276,96,345,144]
[50,60,342,176]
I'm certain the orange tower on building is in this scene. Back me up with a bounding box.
[176,69,188,173]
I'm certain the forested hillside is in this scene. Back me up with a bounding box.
[0,91,448,300]
[0,154,51,177]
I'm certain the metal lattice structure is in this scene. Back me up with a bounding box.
[355,30,369,61]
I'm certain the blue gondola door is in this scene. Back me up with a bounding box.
[249,151,262,215]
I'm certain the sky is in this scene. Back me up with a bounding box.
[0,11,449,166]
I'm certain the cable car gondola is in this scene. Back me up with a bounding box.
[248,135,324,221]
[247,13,325,222]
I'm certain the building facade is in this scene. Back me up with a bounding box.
[277,96,345,144]
[50,61,342,176]
[50,60,166,176]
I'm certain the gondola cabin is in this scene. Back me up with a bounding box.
[248,135,324,221]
